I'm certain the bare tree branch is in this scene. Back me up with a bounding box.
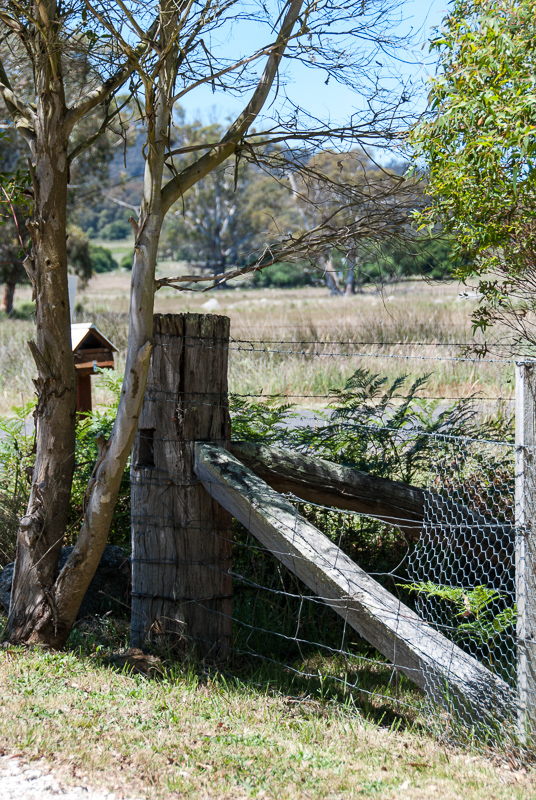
[102,192,141,214]
[0,54,35,144]
[65,13,160,133]
[161,0,306,215]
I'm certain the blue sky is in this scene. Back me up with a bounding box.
[177,0,448,126]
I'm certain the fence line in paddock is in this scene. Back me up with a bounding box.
[175,337,513,364]
[128,313,534,755]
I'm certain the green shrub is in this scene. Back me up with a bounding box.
[0,401,34,566]
[357,236,469,284]
[68,371,131,547]
[99,220,132,240]
[89,245,118,274]
[229,371,514,581]
[10,301,36,320]
[251,261,317,288]
[120,251,134,270]
[0,371,130,567]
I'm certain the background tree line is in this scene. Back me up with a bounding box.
[2,116,459,312]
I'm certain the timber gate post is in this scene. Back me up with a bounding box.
[515,361,536,738]
[130,313,232,659]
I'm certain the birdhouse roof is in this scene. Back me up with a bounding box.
[71,323,117,352]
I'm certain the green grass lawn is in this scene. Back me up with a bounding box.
[0,633,532,800]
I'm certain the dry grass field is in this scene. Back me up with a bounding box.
[0,266,514,415]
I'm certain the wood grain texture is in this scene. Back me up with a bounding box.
[195,441,514,719]
[229,441,425,539]
[130,314,232,659]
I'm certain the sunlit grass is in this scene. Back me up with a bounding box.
[0,637,532,800]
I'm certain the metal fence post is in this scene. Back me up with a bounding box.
[515,360,536,739]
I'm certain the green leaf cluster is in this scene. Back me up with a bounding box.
[402,580,516,651]
[0,370,130,567]
[410,0,536,336]
[230,368,513,485]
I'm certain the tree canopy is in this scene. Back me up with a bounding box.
[410,0,536,343]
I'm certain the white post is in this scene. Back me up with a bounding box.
[67,275,78,322]
[515,360,536,739]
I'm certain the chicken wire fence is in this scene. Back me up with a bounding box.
[230,431,520,743]
[129,323,536,755]
[131,421,527,745]
[406,431,518,741]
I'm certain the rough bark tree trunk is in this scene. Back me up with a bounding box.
[2,280,16,314]
[131,313,232,659]
[7,56,78,644]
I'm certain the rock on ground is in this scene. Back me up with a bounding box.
[0,546,130,618]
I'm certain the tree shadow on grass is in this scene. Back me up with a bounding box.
[66,612,427,736]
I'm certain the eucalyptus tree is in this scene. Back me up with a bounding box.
[0,0,415,647]
[288,149,418,293]
[411,0,536,347]
[160,121,298,275]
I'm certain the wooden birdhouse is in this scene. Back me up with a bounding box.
[71,323,117,413]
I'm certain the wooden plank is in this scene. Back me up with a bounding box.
[195,441,514,718]
[230,441,514,587]
[515,361,536,738]
[230,441,425,540]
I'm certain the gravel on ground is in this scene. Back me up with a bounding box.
[0,755,144,800]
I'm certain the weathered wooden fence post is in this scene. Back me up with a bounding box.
[130,313,232,659]
[515,360,536,738]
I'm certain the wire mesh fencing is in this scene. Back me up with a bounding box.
[223,430,519,741]
[129,319,534,757]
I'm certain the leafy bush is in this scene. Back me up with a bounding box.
[10,301,35,320]
[229,370,513,582]
[229,373,516,680]
[68,371,130,547]
[356,237,462,283]
[120,251,134,270]
[89,245,118,273]
[230,368,512,485]
[100,220,132,240]
[0,401,34,566]
[0,371,130,568]
[251,261,317,288]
